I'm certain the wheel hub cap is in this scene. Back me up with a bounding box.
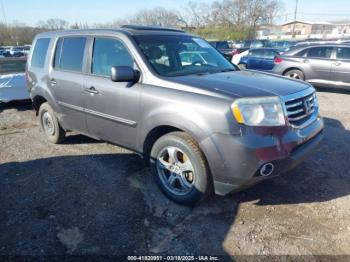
[157,146,195,196]
[42,111,55,136]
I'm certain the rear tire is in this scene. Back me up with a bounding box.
[238,63,246,70]
[150,132,211,206]
[284,69,305,80]
[39,102,65,144]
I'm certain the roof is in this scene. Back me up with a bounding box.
[36,25,188,38]
[282,20,333,26]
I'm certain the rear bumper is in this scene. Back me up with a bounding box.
[200,117,324,195]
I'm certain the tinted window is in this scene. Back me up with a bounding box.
[248,49,264,57]
[92,38,134,76]
[216,41,229,49]
[54,38,63,68]
[294,48,308,57]
[264,50,278,59]
[307,47,333,58]
[31,38,50,68]
[336,47,350,59]
[54,37,86,72]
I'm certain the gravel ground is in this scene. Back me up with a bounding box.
[0,91,349,258]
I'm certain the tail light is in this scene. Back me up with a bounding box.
[274,56,283,64]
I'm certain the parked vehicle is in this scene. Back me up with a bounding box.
[273,44,350,89]
[0,57,29,103]
[234,39,270,53]
[4,47,25,57]
[209,40,234,60]
[21,45,31,55]
[231,39,271,64]
[231,49,249,65]
[238,48,280,71]
[267,40,298,51]
[27,26,323,205]
[228,40,243,49]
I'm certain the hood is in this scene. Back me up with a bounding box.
[0,73,29,103]
[167,70,311,98]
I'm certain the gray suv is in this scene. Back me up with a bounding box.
[273,44,350,89]
[27,26,324,205]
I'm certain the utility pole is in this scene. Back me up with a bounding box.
[292,0,299,38]
[0,0,6,25]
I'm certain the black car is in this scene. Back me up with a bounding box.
[209,41,234,59]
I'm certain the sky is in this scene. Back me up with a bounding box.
[1,0,350,26]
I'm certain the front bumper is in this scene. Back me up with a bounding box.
[200,117,324,195]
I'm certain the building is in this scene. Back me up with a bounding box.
[281,21,334,36]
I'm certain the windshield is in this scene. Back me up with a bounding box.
[133,35,235,77]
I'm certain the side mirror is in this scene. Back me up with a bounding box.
[111,66,140,82]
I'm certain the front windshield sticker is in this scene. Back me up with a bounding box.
[192,38,212,49]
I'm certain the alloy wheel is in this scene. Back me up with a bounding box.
[156,146,195,196]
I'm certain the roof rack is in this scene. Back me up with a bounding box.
[121,25,184,33]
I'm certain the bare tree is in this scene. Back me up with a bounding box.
[129,7,180,27]
[186,1,212,27]
[37,18,69,30]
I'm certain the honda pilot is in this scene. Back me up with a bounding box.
[27,26,324,205]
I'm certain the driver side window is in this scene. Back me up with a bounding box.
[92,38,134,77]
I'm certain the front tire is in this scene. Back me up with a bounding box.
[284,69,305,80]
[150,132,211,206]
[39,102,65,144]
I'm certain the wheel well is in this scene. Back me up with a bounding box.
[142,125,183,162]
[282,67,304,76]
[32,96,47,115]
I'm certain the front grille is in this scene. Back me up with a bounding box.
[284,92,317,127]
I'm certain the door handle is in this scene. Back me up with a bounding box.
[334,61,342,66]
[49,78,57,85]
[303,59,309,63]
[85,86,99,94]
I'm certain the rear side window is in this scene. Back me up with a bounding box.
[264,50,278,59]
[307,47,333,58]
[248,49,264,57]
[31,38,50,68]
[294,48,308,57]
[336,47,350,60]
[54,37,86,72]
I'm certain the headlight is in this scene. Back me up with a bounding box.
[231,97,285,126]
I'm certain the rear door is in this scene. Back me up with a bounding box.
[262,49,278,71]
[49,36,88,133]
[246,49,264,69]
[331,46,350,87]
[83,36,142,149]
[304,46,334,81]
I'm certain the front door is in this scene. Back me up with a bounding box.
[84,37,142,149]
[331,46,350,87]
[49,36,88,133]
[304,46,334,81]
